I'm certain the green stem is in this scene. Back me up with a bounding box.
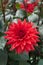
[1,0,5,23]
[37,0,42,26]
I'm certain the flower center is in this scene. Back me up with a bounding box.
[18,30,26,39]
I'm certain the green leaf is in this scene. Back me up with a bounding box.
[15,9,27,20]
[0,37,6,50]
[0,32,5,37]
[16,3,20,9]
[39,25,43,40]
[16,0,23,3]
[40,8,43,18]
[0,19,4,32]
[0,49,8,65]
[19,61,30,65]
[11,0,16,3]
[9,51,29,61]
[28,13,39,22]
[38,59,43,65]
[8,61,19,65]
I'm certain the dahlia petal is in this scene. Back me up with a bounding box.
[18,19,22,25]
[25,48,31,53]
[31,38,37,43]
[21,44,24,50]
[29,39,38,46]
[4,36,12,40]
[5,31,14,35]
[28,39,35,45]
[25,45,31,52]
[10,42,20,51]
[30,45,35,50]
[7,40,13,45]
[23,19,27,27]
[7,39,16,45]
[35,39,40,43]
[20,3,25,10]
[4,31,10,34]
[9,23,18,31]
[16,46,22,54]
[26,44,34,51]
[23,41,26,45]
[27,41,32,44]
[27,40,37,47]
[9,23,15,29]
[31,35,39,38]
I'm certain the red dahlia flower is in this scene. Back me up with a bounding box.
[20,0,38,13]
[4,19,39,54]
[24,0,40,3]
[20,3,37,13]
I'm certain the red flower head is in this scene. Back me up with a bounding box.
[24,0,40,3]
[4,19,39,54]
[20,0,38,13]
